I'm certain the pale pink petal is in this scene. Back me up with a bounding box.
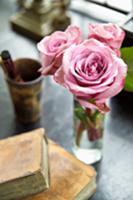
[54,67,65,85]
[37,37,56,56]
[88,23,125,56]
[66,25,83,44]
[77,98,110,113]
[96,58,127,100]
[77,98,98,110]
[40,53,54,69]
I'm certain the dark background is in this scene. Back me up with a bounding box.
[0,1,133,200]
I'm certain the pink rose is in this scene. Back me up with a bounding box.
[54,39,127,112]
[88,23,125,56]
[37,25,82,75]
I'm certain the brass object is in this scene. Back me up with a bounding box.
[6,58,44,124]
[52,0,71,31]
[16,0,27,8]
[10,0,71,41]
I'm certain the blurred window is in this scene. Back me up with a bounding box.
[86,0,133,13]
[71,0,133,26]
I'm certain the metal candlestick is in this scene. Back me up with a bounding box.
[10,0,71,41]
[52,0,71,31]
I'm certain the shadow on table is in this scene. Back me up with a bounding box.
[14,119,42,135]
[111,90,133,118]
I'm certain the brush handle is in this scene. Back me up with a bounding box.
[1,51,23,82]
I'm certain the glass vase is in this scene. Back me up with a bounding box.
[72,99,104,164]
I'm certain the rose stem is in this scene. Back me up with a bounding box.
[76,121,85,146]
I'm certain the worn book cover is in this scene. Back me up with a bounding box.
[0,128,49,200]
[23,140,96,200]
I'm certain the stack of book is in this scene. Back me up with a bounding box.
[0,129,96,200]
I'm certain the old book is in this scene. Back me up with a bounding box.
[23,140,96,200]
[0,128,49,200]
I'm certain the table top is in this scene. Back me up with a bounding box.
[0,1,133,200]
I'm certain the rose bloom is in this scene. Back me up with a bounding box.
[88,23,125,56]
[54,39,127,112]
[37,25,82,75]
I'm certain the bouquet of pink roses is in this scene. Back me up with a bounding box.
[37,23,127,113]
[37,24,128,164]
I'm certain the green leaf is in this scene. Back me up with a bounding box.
[121,47,133,92]
[91,110,100,122]
[74,104,88,122]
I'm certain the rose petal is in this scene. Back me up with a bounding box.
[96,57,127,100]
[88,23,125,56]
